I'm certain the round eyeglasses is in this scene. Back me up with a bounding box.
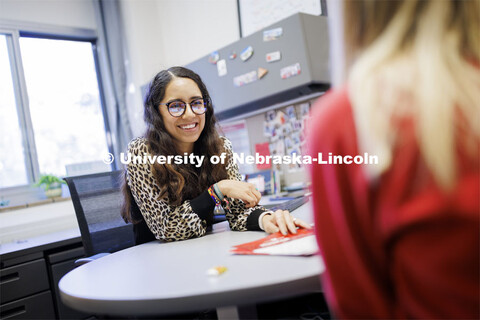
[159,99,208,117]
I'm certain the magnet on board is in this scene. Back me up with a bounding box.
[266,51,281,63]
[208,51,220,64]
[217,59,227,77]
[257,67,268,79]
[280,63,301,79]
[240,46,254,62]
[263,27,283,41]
[233,70,258,87]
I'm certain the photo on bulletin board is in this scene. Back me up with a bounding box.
[237,0,328,37]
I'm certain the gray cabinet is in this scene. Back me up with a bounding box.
[48,247,90,319]
[0,292,55,319]
[0,259,50,304]
[186,13,330,120]
[1,236,91,319]
[0,259,55,319]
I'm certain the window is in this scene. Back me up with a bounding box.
[20,37,109,177]
[0,34,28,188]
[0,30,113,193]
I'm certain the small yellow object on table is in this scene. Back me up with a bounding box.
[207,266,228,276]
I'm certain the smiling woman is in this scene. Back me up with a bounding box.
[121,66,310,245]
[157,77,206,154]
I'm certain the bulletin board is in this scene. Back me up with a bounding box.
[237,0,326,37]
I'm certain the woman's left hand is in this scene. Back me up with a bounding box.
[262,210,311,235]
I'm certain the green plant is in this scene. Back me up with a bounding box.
[35,174,65,191]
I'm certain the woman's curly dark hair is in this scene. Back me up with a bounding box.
[122,66,228,223]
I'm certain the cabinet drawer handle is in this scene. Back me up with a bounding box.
[0,272,19,284]
[0,306,26,319]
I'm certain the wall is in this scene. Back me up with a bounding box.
[325,0,344,87]
[0,0,97,29]
[119,0,240,136]
[153,0,240,68]
[119,0,163,136]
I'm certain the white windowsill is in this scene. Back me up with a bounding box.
[0,196,71,213]
[0,200,79,245]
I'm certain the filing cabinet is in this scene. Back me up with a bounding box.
[47,247,90,319]
[1,237,90,319]
[0,292,55,319]
[0,259,50,304]
[0,259,55,319]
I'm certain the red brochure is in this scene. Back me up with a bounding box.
[231,228,318,256]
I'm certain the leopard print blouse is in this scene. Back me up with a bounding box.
[126,136,266,242]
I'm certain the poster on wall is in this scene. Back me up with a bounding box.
[238,0,324,37]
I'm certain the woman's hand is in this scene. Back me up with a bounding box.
[217,180,261,208]
[262,210,311,235]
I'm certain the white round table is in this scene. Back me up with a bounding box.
[59,203,324,319]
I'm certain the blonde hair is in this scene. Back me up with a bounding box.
[344,0,480,189]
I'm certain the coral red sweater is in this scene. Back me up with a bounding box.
[308,86,479,319]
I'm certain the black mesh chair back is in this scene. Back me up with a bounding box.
[64,170,135,257]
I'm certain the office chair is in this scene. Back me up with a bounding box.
[64,170,135,266]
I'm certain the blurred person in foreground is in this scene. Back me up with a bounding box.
[308,0,479,318]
